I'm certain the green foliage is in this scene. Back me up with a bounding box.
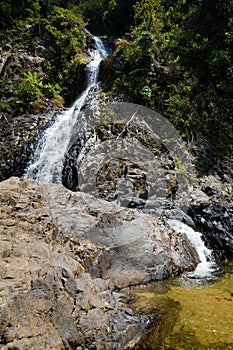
[139,85,152,102]
[0,0,86,30]
[1,0,232,157]
[13,72,43,104]
[103,0,118,33]
[43,6,87,100]
[13,71,62,106]
[103,0,233,157]
[43,82,62,100]
[84,304,93,312]
[0,0,40,29]
[133,0,163,33]
[0,0,89,116]
[0,102,12,115]
[135,31,156,51]
[208,50,231,75]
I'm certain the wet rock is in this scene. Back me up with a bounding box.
[0,112,58,181]
[185,174,233,260]
[188,202,233,260]
[159,207,195,228]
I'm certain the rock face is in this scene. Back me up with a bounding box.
[0,113,56,181]
[0,176,200,349]
[62,114,182,207]
[188,176,233,261]
[189,202,233,260]
[60,109,233,264]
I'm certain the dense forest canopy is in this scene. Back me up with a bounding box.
[0,0,232,157]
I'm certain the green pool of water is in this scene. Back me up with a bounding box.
[132,261,233,349]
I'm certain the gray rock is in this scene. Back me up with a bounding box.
[186,175,233,260]
[0,113,58,181]
[0,177,200,349]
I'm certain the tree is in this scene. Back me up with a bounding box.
[0,0,40,29]
[133,0,163,33]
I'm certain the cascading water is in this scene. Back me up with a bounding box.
[25,36,216,282]
[168,219,216,278]
[25,36,109,183]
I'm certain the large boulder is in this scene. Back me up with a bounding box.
[0,176,199,348]
[1,177,199,287]
[0,177,151,349]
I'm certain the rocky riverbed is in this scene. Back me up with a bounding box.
[0,40,232,349]
[0,172,232,349]
[1,7,232,348]
[0,100,232,348]
[0,176,198,349]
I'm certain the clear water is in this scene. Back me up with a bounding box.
[25,37,109,183]
[132,261,233,350]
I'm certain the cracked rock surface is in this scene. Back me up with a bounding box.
[0,177,200,349]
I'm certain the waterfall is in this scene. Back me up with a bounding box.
[168,219,216,278]
[25,37,109,183]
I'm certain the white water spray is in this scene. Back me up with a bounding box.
[25,37,109,183]
[168,219,216,278]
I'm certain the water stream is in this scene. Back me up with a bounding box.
[25,36,109,183]
[168,219,216,279]
[131,222,231,349]
[23,35,232,350]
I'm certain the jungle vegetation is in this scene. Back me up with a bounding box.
[0,0,232,156]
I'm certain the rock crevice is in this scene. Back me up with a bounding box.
[0,176,201,349]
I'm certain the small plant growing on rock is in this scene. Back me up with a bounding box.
[13,70,63,112]
[14,71,43,104]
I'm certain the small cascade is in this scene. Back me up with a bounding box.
[25,37,109,183]
[168,219,216,278]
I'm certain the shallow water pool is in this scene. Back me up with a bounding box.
[132,261,233,349]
